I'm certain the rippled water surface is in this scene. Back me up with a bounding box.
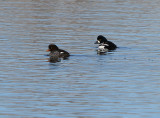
[1,0,160,118]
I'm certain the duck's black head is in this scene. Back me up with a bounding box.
[46,44,59,52]
[95,35,108,44]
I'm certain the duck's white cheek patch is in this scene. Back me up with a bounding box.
[97,40,100,43]
[60,52,64,54]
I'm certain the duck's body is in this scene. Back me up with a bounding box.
[47,44,70,62]
[49,51,61,63]
[95,35,117,50]
[97,44,109,54]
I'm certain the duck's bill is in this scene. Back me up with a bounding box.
[46,49,50,52]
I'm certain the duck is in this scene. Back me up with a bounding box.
[46,44,70,62]
[95,35,117,50]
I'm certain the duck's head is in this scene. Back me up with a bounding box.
[46,43,59,52]
[95,35,108,44]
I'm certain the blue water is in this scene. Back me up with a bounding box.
[0,0,160,118]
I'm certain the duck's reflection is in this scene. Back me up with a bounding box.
[46,43,70,63]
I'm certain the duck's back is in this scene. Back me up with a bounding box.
[106,41,117,50]
[59,49,70,58]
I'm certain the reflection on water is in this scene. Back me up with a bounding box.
[1,0,160,117]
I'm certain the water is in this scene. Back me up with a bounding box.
[0,0,160,118]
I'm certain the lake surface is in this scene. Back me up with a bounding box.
[0,0,160,118]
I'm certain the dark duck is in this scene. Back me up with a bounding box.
[95,35,117,51]
[46,44,70,62]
